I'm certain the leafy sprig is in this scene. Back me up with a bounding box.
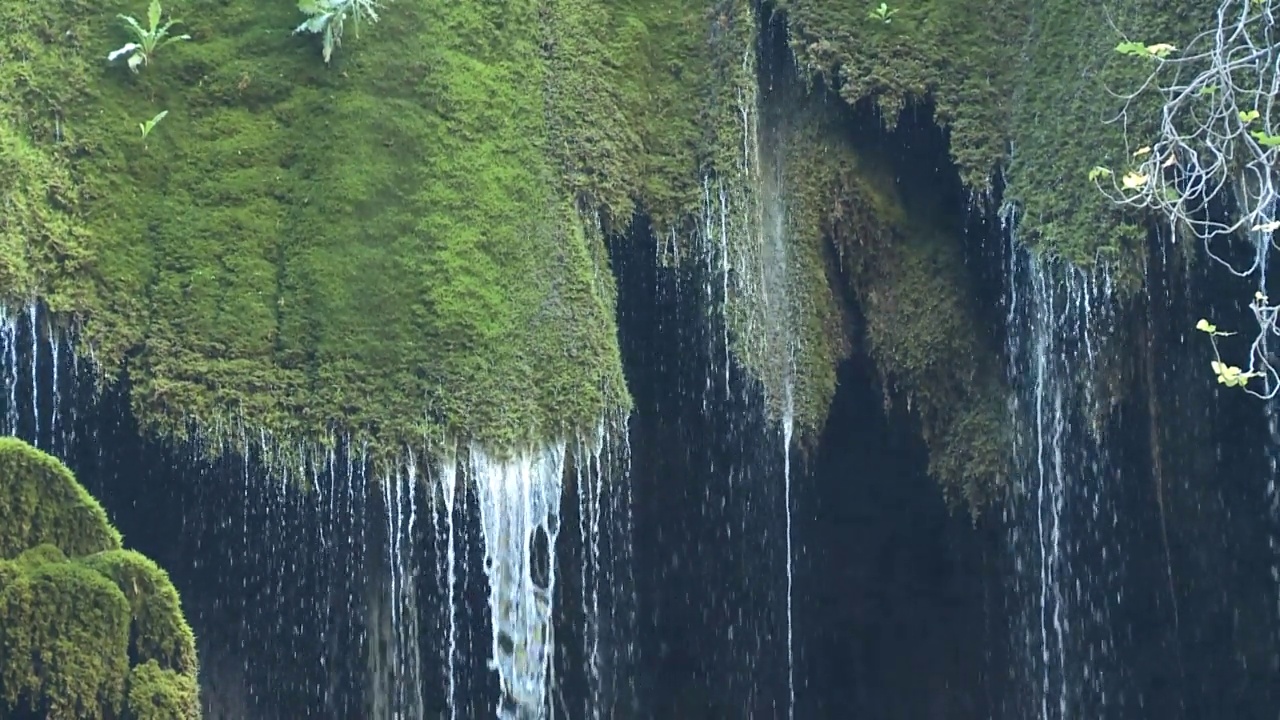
[108,0,191,73]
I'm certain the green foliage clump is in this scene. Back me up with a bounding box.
[80,550,198,675]
[123,660,199,720]
[109,0,191,73]
[0,437,121,560]
[294,0,386,65]
[0,547,133,718]
[0,439,200,718]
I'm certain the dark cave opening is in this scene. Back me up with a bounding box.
[797,353,996,719]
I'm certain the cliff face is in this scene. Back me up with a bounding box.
[0,0,1211,499]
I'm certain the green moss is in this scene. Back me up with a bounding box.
[544,0,749,233]
[778,0,1215,287]
[0,437,122,560]
[0,439,200,717]
[1003,0,1214,281]
[0,550,132,718]
[782,170,853,442]
[781,93,1009,506]
[2,0,630,461]
[81,550,198,677]
[778,0,1025,190]
[123,660,199,720]
[0,120,86,305]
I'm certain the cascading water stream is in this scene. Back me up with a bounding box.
[1004,220,1128,719]
[1252,221,1280,631]
[782,379,795,719]
[438,458,460,719]
[1,307,15,435]
[471,443,567,719]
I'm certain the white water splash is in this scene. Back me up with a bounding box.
[471,442,567,719]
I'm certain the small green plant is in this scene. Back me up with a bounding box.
[139,110,168,139]
[868,2,898,23]
[108,0,191,73]
[1114,40,1177,59]
[1195,315,1265,388]
[294,0,385,65]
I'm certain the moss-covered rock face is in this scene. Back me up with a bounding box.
[781,94,1009,507]
[1003,0,1215,281]
[779,0,1214,284]
[779,0,1024,191]
[2,0,637,460]
[0,439,199,718]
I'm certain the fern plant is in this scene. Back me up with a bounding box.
[108,0,191,72]
[294,0,385,65]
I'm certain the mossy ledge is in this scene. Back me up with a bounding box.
[4,0,1005,493]
[778,0,1215,287]
[0,437,199,718]
[1,0,630,464]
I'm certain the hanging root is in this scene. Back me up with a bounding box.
[1094,0,1280,396]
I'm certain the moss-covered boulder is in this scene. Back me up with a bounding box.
[0,545,132,718]
[0,436,121,559]
[122,661,199,720]
[81,550,198,678]
[0,439,199,719]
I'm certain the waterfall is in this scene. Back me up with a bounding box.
[1,306,15,435]
[369,461,426,719]
[782,381,795,720]
[1253,224,1280,631]
[576,428,605,716]
[470,442,566,718]
[1004,232,1128,719]
[437,457,460,719]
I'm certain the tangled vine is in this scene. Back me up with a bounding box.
[1091,0,1280,396]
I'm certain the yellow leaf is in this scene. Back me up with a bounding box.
[1121,172,1149,189]
[1132,146,1151,157]
[1146,43,1177,57]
